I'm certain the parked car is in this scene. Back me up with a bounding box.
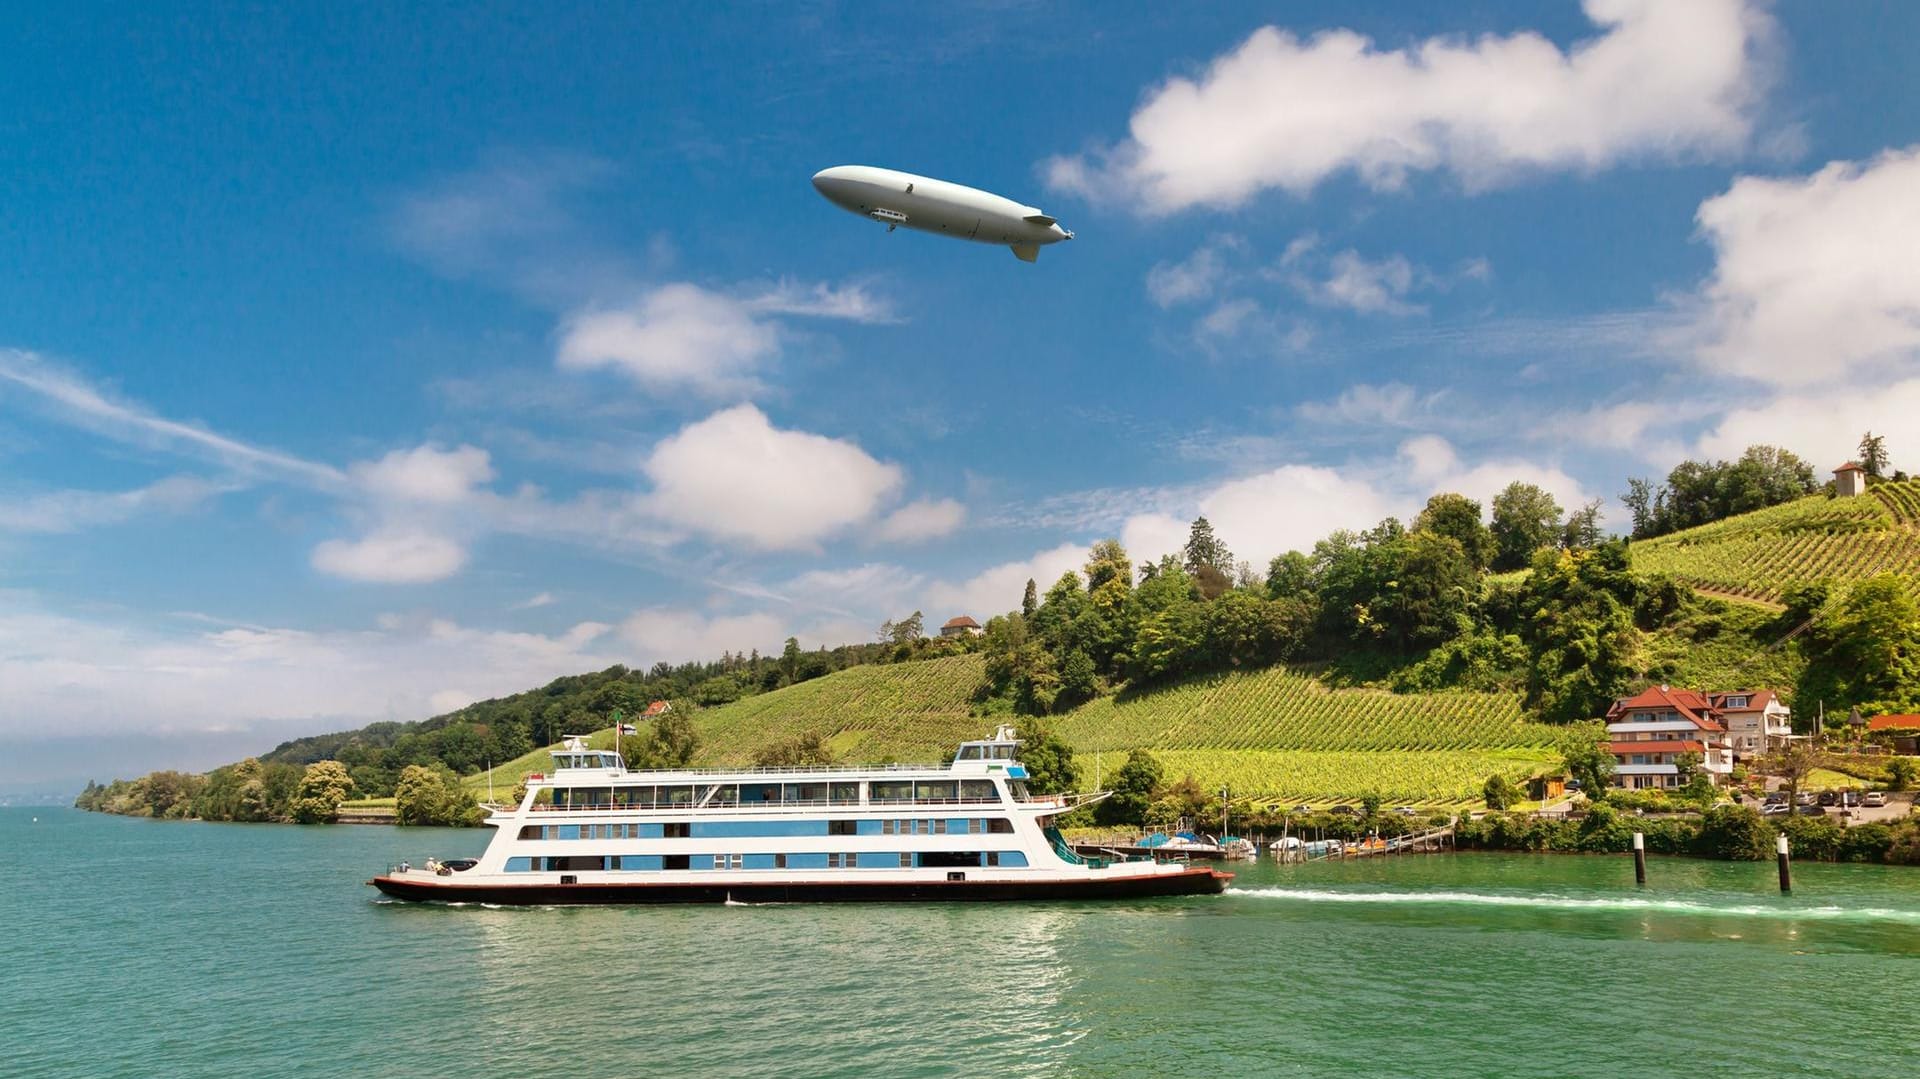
[1392,806,1417,816]
[1795,791,1818,806]
[1763,791,1788,806]
[1818,790,1839,807]
[1838,790,1862,807]
[1797,804,1826,816]
[1762,803,1792,817]
[1864,791,1888,807]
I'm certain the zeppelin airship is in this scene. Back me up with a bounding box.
[812,165,1073,262]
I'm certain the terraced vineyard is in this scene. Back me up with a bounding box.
[1631,493,1920,602]
[1056,665,1559,805]
[466,656,1555,806]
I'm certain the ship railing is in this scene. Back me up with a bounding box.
[527,795,1015,813]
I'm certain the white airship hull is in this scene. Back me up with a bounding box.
[812,165,1072,262]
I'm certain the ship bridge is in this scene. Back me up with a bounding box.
[550,735,624,773]
[949,724,1027,780]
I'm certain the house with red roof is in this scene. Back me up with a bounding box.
[1868,714,1920,753]
[939,615,983,638]
[1709,689,1793,761]
[1834,461,1868,497]
[1603,686,1737,790]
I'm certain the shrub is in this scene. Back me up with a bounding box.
[1694,805,1773,860]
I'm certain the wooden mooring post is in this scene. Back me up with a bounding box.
[1632,832,1647,886]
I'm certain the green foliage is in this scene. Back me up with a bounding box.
[1183,516,1233,576]
[1096,750,1163,826]
[1483,772,1519,810]
[1886,757,1917,792]
[394,764,482,827]
[1625,445,1819,540]
[290,760,355,824]
[1559,724,1616,795]
[751,731,836,767]
[1798,574,1920,714]
[627,708,700,769]
[1520,543,1640,723]
[1491,482,1563,572]
[1629,492,1917,603]
[1694,805,1774,860]
[1415,492,1494,572]
[1014,721,1076,795]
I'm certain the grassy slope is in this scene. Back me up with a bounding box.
[1630,485,1920,603]
[461,656,1557,807]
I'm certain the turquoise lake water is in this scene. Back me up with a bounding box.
[4,806,1918,1077]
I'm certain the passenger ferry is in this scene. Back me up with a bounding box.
[369,726,1230,904]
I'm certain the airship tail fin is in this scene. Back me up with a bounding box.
[1023,213,1056,227]
[1010,243,1039,263]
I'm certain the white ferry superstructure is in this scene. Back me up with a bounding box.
[369,726,1229,904]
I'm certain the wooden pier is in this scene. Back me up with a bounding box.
[1272,823,1455,863]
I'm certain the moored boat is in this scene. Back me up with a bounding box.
[368,726,1230,904]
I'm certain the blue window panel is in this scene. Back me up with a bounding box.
[690,820,829,838]
[856,852,897,869]
[742,854,778,869]
[555,825,581,840]
[855,820,884,836]
[1000,851,1028,868]
[613,856,662,871]
[504,857,533,872]
[946,819,971,833]
[785,853,828,869]
[689,855,714,870]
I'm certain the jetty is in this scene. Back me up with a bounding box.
[1270,823,1455,863]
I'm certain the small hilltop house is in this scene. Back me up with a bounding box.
[940,615,983,638]
[1834,461,1868,497]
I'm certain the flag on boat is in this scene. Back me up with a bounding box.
[617,723,637,735]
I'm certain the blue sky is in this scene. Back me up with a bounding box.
[5,1,1920,790]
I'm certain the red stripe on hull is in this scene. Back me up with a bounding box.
[369,868,1231,905]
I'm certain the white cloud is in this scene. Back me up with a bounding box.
[352,444,495,504]
[874,498,966,544]
[924,542,1087,620]
[0,597,621,771]
[0,350,345,488]
[311,528,469,584]
[556,280,894,399]
[1400,437,1595,518]
[512,591,557,610]
[1678,145,1920,388]
[641,404,904,550]
[558,283,780,398]
[1120,513,1191,566]
[1298,250,1422,315]
[619,608,788,667]
[1693,378,1920,468]
[0,476,227,534]
[1146,235,1242,308]
[1048,0,1773,211]
[1295,382,1423,427]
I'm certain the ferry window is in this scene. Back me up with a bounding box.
[830,820,857,836]
[704,783,738,806]
[960,780,997,802]
[990,745,1014,760]
[985,852,999,867]
[1008,781,1030,801]
[900,853,914,868]
[958,745,984,760]
[717,854,743,870]
[548,855,606,872]
[933,819,947,835]
[871,780,913,803]
[518,825,546,840]
[829,782,861,804]
[773,854,787,869]
[660,786,694,806]
[664,822,690,838]
[915,781,958,802]
[968,819,982,835]
[785,782,827,803]
[922,851,979,868]
[627,786,655,808]
[740,783,779,803]
[988,818,1013,834]
[663,855,690,871]
[827,853,850,869]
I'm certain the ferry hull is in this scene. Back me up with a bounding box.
[370,867,1230,905]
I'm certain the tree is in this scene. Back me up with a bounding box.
[1886,757,1917,792]
[1096,750,1164,826]
[1622,477,1657,539]
[393,764,481,827]
[1561,728,1616,796]
[753,731,836,767]
[1183,516,1233,576]
[1490,482,1563,571]
[1521,544,1639,724]
[1758,742,1821,815]
[1413,493,1494,572]
[290,760,355,824]
[888,611,924,646]
[1695,805,1774,860]
[1483,773,1518,810]
[1084,540,1132,594]
[630,709,700,768]
[1266,551,1312,600]
[1799,575,1920,715]
[1021,578,1038,618]
[1859,431,1889,478]
[779,637,801,685]
[1014,721,1076,794]
[1561,499,1604,550]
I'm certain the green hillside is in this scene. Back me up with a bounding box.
[1630,485,1920,602]
[465,656,1555,808]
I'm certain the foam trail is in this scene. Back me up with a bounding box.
[1230,887,1920,924]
